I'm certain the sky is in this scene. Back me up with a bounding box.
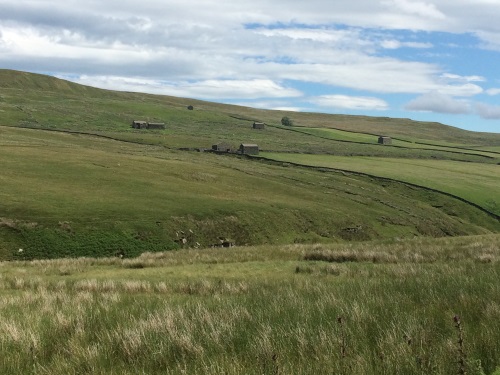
[1,1,500,133]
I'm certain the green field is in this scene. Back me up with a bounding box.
[260,153,500,217]
[3,126,498,261]
[291,126,500,158]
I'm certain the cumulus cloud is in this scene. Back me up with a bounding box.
[436,83,483,97]
[475,103,500,120]
[67,75,302,99]
[379,39,432,49]
[486,88,500,96]
[233,100,303,111]
[311,95,389,111]
[440,73,485,83]
[406,91,500,122]
[405,92,470,114]
[382,0,446,19]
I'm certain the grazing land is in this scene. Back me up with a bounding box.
[1,70,500,374]
[260,153,500,216]
[3,126,497,261]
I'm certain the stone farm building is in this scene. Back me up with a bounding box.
[252,122,265,130]
[131,120,148,129]
[147,122,166,130]
[239,143,259,155]
[212,142,232,152]
[131,121,165,130]
[378,136,392,145]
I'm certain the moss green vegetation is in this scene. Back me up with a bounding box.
[0,235,499,374]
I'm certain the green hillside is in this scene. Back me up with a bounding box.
[0,70,499,260]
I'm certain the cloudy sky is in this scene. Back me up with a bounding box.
[1,1,500,133]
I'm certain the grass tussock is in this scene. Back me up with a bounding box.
[303,236,500,264]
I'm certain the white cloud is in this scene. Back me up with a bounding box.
[440,73,485,83]
[271,106,301,112]
[382,0,446,19]
[474,30,500,51]
[380,39,432,49]
[436,83,483,97]
[475,103,500,120]
[0,1,493,98]
[67,75,302,99]
[311,95,389,111]
[406,90,500,121]
[405,92,470,114]
[234,101,303,111]
[486,88,500,96]
[257,28,354,43]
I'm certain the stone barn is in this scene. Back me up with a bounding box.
[239,143,259,155]
[212,142,232,152]
[252,122,265,130]
[132,120,148,129]
[147,122,166,130]
[378,136,392,145]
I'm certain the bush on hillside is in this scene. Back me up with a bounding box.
[281,116,293,126]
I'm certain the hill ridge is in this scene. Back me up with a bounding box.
[2,69,500,144]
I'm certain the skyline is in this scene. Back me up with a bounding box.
[1,1,500,133]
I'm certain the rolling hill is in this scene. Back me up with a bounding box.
[0,69,499,260]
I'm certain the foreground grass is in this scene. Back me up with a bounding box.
[0,235,499,374]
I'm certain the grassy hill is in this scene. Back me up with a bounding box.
[2,69,500,146]
[0,69,499,260]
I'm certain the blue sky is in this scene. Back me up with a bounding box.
[1,0,500,133]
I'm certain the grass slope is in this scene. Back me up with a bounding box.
[1,127,498,260]
[261,153,500,216]
[2,69,500,147]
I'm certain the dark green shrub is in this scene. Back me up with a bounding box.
[281,116,293,126]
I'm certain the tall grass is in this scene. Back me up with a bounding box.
[0,235,499,374]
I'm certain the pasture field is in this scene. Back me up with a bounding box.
[289,126,500,159]
[3,127,499,261]
[261,152,500,217]
[0,235,499,374]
